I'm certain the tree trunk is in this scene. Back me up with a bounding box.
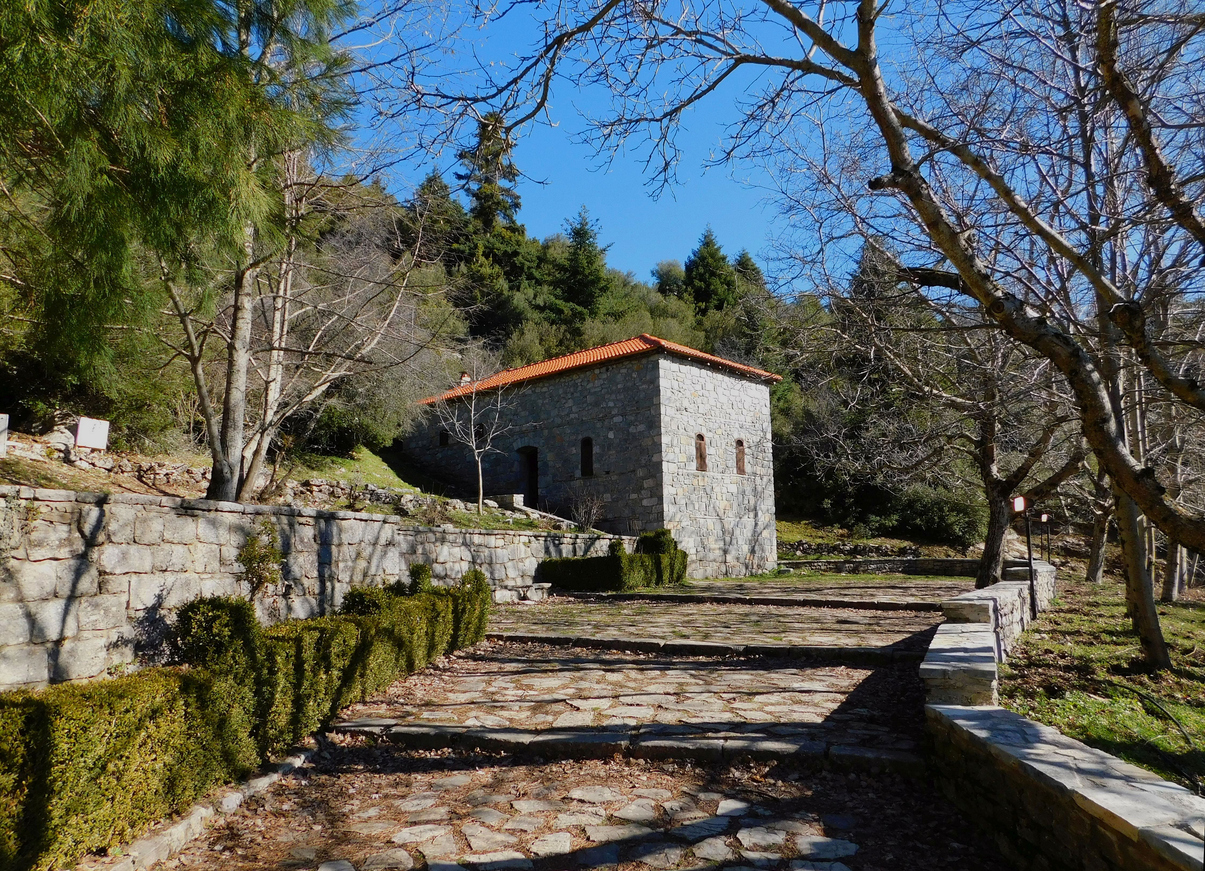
[1161,542,1183,603]
[1115,488,1172,668]
[976,490,1012,589]
[1086,502,1111,584]
[476,454,484,514]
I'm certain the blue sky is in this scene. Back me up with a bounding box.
[377,8,787,281]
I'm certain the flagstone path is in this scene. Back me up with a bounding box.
[140,582,1012,871]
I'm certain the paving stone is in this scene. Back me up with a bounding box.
[767,820,815,834]
[633,788,673,800]
[391,824,450,844]
[554,711,595,727]
[614,799,659,822]
[737,826,786,849]
[671,816,731,842]
[318,862,356,871]
[290,846,318,860]
[569,786,624,804]
[423,833,459,858]
[363,849,415,870]
[789,863,852,871]
[795,835,859,859]
[585,824,655,842]
[426,863,466,871]
[820,814,856,830]
[434,775,474,790]
[462,823,518,852]
[740,850,781,867]
[409,807,450,822]
[627,839,684,868]
[556,810,608,827]
[576,843,620,867]
[513,799,564,813]
[502,815,542,832]
[691,836,734,862]
[355,807,384,820]
[717,799,752,816]
[396,793,439,812]
[460,850,532,870]
[468,808,509,826]
[530,832,573,856]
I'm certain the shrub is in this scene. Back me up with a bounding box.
[0,582,490,871]
[538,531,687,592]
[408,562,433,595]
[892,485,987,550]
[237,520,283,596]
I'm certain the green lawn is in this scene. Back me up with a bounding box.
[289,446,420,491]
[999,577,1205,789]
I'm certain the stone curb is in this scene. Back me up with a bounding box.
[483,632,925,664]
[74,749,314,871]
[558,590,943,612]
[329,720,926,777]
[929,705,1205,871]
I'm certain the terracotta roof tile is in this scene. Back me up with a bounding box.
[419,334,781,404]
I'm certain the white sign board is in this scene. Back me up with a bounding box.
[75,417,110,451]
[0,414,7,458]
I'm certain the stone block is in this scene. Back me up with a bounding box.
[27,598,80,642]
[133,514,165,545]
[78,594,128,632]
[97,544,155,575]
[193,543,221,574]
[3,558,59,601]
[163,514,198,544]
[51,635,108,681]
[195,514,229,545]
[153,544,193,573]
[0,603,32,645]
[55,559,99,598]
[0,644,49,687]
[104,506,138,544]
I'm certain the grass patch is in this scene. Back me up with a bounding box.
[687,572,968,586]
[775,516,919,548]
[288,446,419,491]
[999,577,1205,789]
[0,457,114,493]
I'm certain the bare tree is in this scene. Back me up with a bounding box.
[425,0,1205,668]
[429,348,518,513]
[566,479,607,531]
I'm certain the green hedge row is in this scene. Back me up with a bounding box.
[537,531,688,592]
[0,576,490,871]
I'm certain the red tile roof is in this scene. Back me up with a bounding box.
[419,334,781,404]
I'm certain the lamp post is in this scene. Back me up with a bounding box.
[1015,496,1037,619]
[1040,513,1050,561]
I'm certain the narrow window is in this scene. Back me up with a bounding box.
[581,437,594,477]
[695,434,708,472]
[438,430,450,446]
[735,439,746,476]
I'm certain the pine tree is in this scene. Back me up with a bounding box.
[557,207,611,314]
[456,112,521,234]
[684,228,738,312]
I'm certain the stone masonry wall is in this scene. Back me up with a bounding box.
[0,486,630,692]
[657,356,776,577]
[403,357,665,535]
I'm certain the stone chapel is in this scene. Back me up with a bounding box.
[402,334,779,577]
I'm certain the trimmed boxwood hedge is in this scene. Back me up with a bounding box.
[537,531,688,592]
[0,576,489,871]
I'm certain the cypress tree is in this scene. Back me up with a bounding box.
[684,228,738,312]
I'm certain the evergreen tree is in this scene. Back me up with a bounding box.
[652,260,686,298]
[456,112,521,234]
[684,228,738,312]
[402,172,468,264]
[557,207,611,314]
[733,250,766,291]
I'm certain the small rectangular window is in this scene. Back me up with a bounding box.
[581,437,594,477]
[695,434,707,472]
[735,439,746,475]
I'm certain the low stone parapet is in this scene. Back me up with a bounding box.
[0,486,632,691]
[928,705,1205,871]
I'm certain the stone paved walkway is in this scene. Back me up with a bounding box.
[163,746,1012,871]
[335,643,924,763]
[487,601,940,655]
[672,577,972,606]
[127,582,1015,871]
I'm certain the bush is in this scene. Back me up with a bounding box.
[408,562,433,595]
[0,582,490,871]
[538,531,687,592]
[891,485,986,550]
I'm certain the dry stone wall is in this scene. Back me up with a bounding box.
[0,486,630,692]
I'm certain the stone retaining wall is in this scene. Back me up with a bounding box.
[928,706,1205,871]
[0,486,632,692]
[784,557,981,576]
[920,561,1056,705]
